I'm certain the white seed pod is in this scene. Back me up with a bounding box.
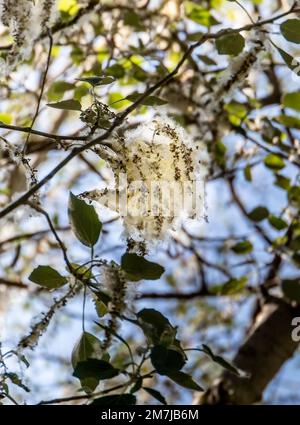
[85,116,209,242]
[0,0,58,74]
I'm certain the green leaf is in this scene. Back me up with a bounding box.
[121,253,164,281]
[244,164,252,182]
[76,76,115,86]
[224,101,247,125]
[90,394,136,405]
[130,378,143,394]
[150,345,186,375]
[94,299,107,317]
[105,64,125,79]
[68,192,102,247]
[124,10,142,29]
[71,332,103,369]
[166,371,203,391]
[231,241,253,255]
[201,344,241,376]
[271,43,300,77]
[197,54,217,66]
[136,308,175,345]
[125,92,168,106]
[282,279,300,303]
[214,140,227,165]
[268,215,288,231]
[29,265,67,289]
[275,115,300,129]
[137,308,171,333]
[72,332,104,392]
[264,154,285,171]
[0,112,12,124]
[275,174,291,191]
[47,99,82,111]
[69,263,93,281]
[143,387,167,405]
[47,81,74,102]
[94,290,112,306]
[288,186,300,207]
[6,373,30,393]
[73,359,119,381]
[282,92,300,112]
[280,19,300,44]
[216,33,245,56]
[212,277,247,295]
[248,206,269,222]
[185,1,219,26]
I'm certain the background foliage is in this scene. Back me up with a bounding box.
[0,0,300,405]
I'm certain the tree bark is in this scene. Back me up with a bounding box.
[196,300,300,404]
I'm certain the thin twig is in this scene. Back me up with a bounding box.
[23,33,53,154]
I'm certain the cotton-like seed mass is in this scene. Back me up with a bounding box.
[84,117,209,242]
[0,0,58,74]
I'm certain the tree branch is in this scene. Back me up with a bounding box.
[197,300,300,404]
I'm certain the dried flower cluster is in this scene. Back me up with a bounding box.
[99,262,127,352]
[17,285,77,351]
[197,30,266,144]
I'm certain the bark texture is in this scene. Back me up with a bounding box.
[196,300,300,404]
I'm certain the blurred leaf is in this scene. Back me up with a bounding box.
[282,92,300,112]
[94,299,107,317]
[76,76,115,86]
[166,371,203,391]
[150,345,186,375]
[201,344,241,376]
[143,387,167,404]
[106,64,125,79]
[216,33,245,56]
[47,81,74,102]
[231,241,253,255]
[264,154,285,171]
[0,112,12,124]
[136,308,175,345]
[271,43,300,77]
[125,92,168,106]
[275,174,291,191]
[268,215,288,231]
[124,10,142,29]
[73,359,119,381]
[68,192,102,247]
[214,140,227,165]
[212,277,247,295]
[248,206,269,222]
[69,263,93,280]
[130,378,143,394]
[280,19,300,44]
[225,102,247,125]
[244,164,252,182]
[121,253,164,281]
[288,186,300,207]
[71,332,103,369]
[6,373,30,393]
[282,279,300,303]
[275,115,300,129]
[185,1,219,26]
[94,290,112,306]
[29,266,67,289]
[197,54,216,65]
[72,332,104,392]
[47,99,81,111]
